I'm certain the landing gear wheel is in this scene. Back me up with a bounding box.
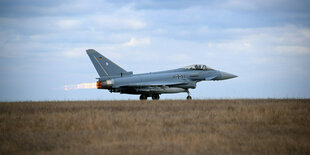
[186,96,192,100]
[152,94,160,100]
[186,89,192,100]
[140,94,147,100]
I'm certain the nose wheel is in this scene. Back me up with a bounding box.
[186,96,192,100]
[186,89,192,100]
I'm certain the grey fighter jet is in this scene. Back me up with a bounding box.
[86,49,237,100]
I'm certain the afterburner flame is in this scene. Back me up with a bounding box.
[64,82,96,91]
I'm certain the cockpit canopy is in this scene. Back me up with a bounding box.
[183,64,214,70]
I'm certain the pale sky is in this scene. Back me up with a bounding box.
[0,0,310,101]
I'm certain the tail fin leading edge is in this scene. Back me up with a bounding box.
[86,49,130,78]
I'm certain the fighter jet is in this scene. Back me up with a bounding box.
[86,49,237,100]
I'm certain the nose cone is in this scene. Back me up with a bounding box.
[219,71,238,80]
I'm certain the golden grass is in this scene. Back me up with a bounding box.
[1,99,310,154]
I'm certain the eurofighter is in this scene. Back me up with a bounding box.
[87,49,237,100]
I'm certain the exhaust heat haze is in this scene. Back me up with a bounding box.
[64,83,96,91]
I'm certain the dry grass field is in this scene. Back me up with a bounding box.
[0,99,310,154]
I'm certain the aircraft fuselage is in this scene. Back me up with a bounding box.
[87,49,237,100]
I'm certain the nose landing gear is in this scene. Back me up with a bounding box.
[186,89,192,100]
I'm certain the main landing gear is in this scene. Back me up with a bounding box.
[152,94,160,100]
[139,94,160,100]
[139,94,147,100]
[139,91,192,100]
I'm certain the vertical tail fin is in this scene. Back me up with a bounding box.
[86,49,131,78]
